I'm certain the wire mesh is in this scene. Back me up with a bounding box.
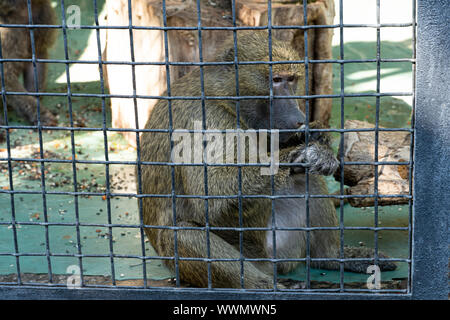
[0,0,420,297]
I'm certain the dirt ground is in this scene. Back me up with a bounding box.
[0,273,407,291]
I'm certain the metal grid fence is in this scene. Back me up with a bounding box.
[0,0,448,300]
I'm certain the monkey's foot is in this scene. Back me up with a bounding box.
[36,108,58,127]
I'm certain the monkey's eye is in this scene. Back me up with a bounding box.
[273,77,283,83]
[287,75,296,82]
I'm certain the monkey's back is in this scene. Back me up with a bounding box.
[139,68,240,239]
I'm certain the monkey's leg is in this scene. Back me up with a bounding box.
[160,222,276,289]
[0,65,37,122]
[24,63,46,93]
[3,63,56,126]
[26,32,53,93]
[307,195,343,271]
[309,212,397,272]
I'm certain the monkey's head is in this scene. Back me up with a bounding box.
[219,31,307,144]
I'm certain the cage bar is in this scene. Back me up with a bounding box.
[0,0,447,300]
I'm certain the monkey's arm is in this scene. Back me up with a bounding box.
[182,145,304,217]
[283,120,332,148]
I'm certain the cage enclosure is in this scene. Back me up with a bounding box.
[0,0,448,299]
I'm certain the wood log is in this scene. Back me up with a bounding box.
[164,2,234,82]
[104,0,166,146]
[104,0,233,147]
[334,120,412,207]
[236,0,335,124]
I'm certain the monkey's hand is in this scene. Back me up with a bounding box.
[295,120,333,146]
[283,121,332,148]
[288,141,339,176]
[306,121,333,146]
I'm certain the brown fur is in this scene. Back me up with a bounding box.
[0,0,57,141]
[139,31,396,289]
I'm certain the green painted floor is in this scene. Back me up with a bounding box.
[0,191,409,282]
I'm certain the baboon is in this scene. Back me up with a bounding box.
[0,0,57,142]
[140,31,396,289]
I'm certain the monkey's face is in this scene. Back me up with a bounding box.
[220,31,307,144]
[271,72,306,144]
[241,68,306,145]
